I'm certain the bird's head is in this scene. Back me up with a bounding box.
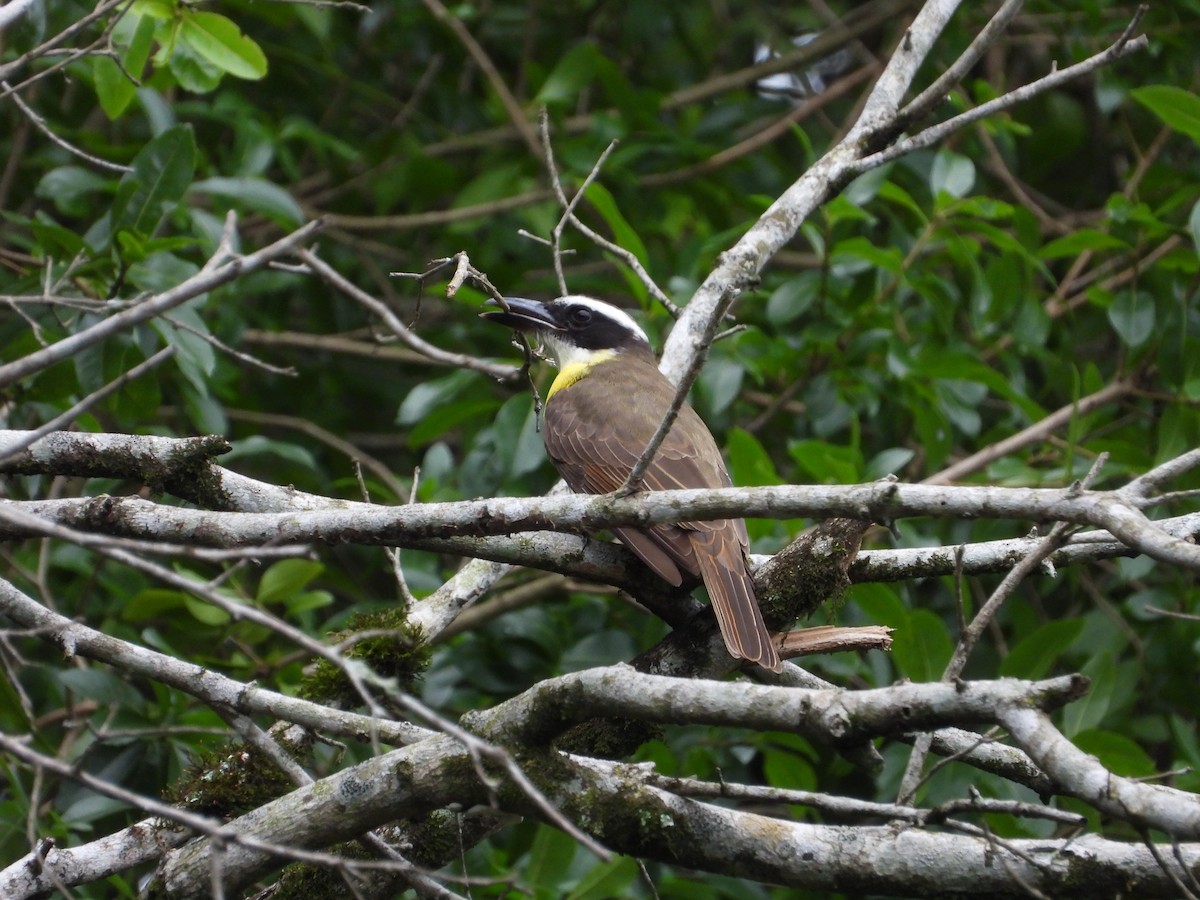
[481,295,652,369]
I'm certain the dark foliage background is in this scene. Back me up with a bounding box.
[1,0,1198,895]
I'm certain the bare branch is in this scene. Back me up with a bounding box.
[418,0,539,157]
[0,0,38,30]
[0,574,429,746]
[1,79,131,172]
[11,472,1199,575]
[0,345,177,467]
[300,248,521,382]
[470,665,1088,748]
[1001,705,1200,839]
[898,0,1025,126]
[0,219,325,390]
[852,10,1150,174]
[539,110,679,316]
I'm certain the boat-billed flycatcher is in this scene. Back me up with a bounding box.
[482,295,783,673]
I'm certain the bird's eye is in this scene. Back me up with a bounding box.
[567,306,593,327]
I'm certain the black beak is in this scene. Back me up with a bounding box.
[480,297,562,332]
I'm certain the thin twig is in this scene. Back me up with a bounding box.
[162,314,298,377]
[852,8,1149,174]
[898,0,1025,126]
[227,408,407,500]
[616,287,737,496]
[0,218,324,390]
[922,377,1137,485]
[2,80,131,172]
[300,248,520,382]
[899,453,1111,801]
[538,110,679,316]
[419,0,540,158]
[0,346,177,467]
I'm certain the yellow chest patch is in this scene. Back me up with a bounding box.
[547,351,616,401]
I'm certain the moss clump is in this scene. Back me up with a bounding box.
[299,608,431,707]
[553,716,662,759]
[272,840,373,899]
[163,744,293,818]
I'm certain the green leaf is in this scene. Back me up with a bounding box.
[1062,652,1116,737]
[830,236,903,276]
[111,125,197,240]
[1131,85,1200,147]
[930,148,975,199]
[222,435,317,470]
[911,350,1044,421]
[535,41,601,106]
[35,166,112,218]
[152,302,214,396]
[850,583,909,631]
[59,669,146,712]
[397,369,482,426]
[31,212,87,259]
[1073,729,1156,778]
[523,824,577,891]
[184,594,231,626]
[1170,715,1200,769]
[408,397,500,447]
[696,356,742,417]
[865,447,914,480]
[179,11,268,80]
[561,629,638,670]
[1039,229,1130,260]
[565,856,638,900]
[725,428,781,486]
[257,559,325,605]
[285,590,334,616]
[131,0,175,21]
[766,273,821,325]
[788,439,861,484]
[1107,290,1154,348]
[168,37,224,93]
[842,163,894,207]
[999,618,1084,679]
[94,14,156,119]
[763,742,816,791]
[190,176,304,226]
[583,182,649,269]
[892,609,953,682]
[130,250,199,293]
[878,180,929,223]
[111,344,163,420]
[488,393,543,480]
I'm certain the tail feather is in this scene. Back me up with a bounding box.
[693,529,782,673]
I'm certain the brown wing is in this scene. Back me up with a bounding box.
[543,358,781,672]
[543,368,731,584]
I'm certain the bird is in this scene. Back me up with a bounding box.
[481,295,783,673]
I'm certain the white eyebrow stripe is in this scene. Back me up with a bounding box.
[555,295,649,343]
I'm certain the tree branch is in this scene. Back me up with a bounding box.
[0,219,325,390]
[659,1,1146,384]
[9,474,1198,573]
[467,665,1088,747]
[1001,705,1200,839]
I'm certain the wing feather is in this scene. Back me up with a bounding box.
[543,358,780,671]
